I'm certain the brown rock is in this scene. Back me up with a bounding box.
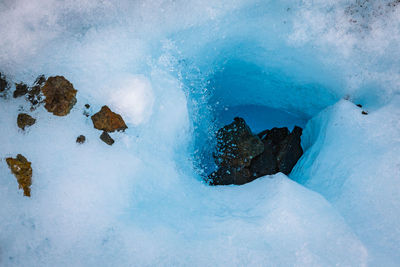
[41,76,77,116]
[76,135,86,144]
[100,131,114,145]
[13,82,28,98]
[17,113,36,130]
[91,106,127,132]
[6,154,32,197]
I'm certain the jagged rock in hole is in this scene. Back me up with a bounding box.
[41,76,77,116]
[276,126,303,175]
[17,113,36,130]
[91,105,127,132]
[209,118,304,186]
[6,154,32,197]
[213,117,263,168]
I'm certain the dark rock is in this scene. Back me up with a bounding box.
[13,82,28,98]
[100,131,114,145]
[27,75,46,108]
[91,106,127,132]
[208,118,304,185]
[41,76,77,116]
[34,75,46,86]
[214,117,263,168]
[0,73,9,93]
[277,126,303,175]
[356,104,362,108]
[208,166,251,185]
[249,139,278,178]
[76,135,86,144]
[362,111,368,115]
[6,154,32,197]
[85,104,90,109]
[17,113,36,130]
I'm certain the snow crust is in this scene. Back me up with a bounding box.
[1,0,400,266]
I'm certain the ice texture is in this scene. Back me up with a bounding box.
[0,0,400,266]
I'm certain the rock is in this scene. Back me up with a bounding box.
[356,104,362,108]
[17,113,36,130]
[13,82,28,98]
[208,166,251,185]
[76,135,86,144]
[6,154,32,197]
[209,117,264,185]
[214,117,263,168]
[0,73,9,93]
[208,118,304,185]
[27,75,45,108]
[249,140,277,179]
[362,111,368,115]
[276,126,303,175]
[100,131,114,145]
[91,106,127,132]
[85,104,90,109]
[41,76,77,116]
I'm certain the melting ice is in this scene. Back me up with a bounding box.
[0,0,400,266]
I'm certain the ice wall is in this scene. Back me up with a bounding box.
[1,0,400,266]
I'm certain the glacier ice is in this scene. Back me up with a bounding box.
[1,0,400,266]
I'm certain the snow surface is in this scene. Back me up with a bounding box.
[1,0,400,266]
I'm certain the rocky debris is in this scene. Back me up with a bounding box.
[362,111,368,115]
[83,103,91,117]
[27,75,46,108]
[356,104,362,108]
[6,154,32,197]
[41,76,77,116]
[0,72,9,93]
[76,135,86,144]
[91,106,127,132]
[208,118,303,186]
[100,131,114,145]
[13,82,28,98]
[17,113,36,130]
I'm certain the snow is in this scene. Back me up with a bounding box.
[0,0,400,266]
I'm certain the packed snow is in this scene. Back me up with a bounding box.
[1,0,400,266]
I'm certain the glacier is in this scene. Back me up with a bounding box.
[0,0,400,266]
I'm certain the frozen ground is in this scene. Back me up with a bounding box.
[0,0,400,266]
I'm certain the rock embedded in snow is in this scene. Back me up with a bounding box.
[209,117,264,185]
[13,82,28,98]
[100,131,114,145]
[276,126,303,175]
[17,113,36,130]
[91,105,127,132]
[0,73,9,93]
[6,154,32,197]
[76,135,86,144]
[209,118,304,185]
[214,117,264,168]
[41,76,77,116]
[27,75,45,108]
